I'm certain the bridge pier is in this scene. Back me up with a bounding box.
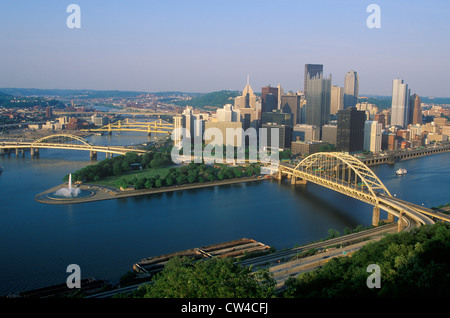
[372,206,380,226]
[290,175,307,185]
[398,211,405,232]
[90,151,97,160]
[387,213,395,223]
[30,148,39,157]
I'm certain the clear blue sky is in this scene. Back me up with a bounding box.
[1,0,450,97]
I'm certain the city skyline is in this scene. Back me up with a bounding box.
[1,0,450,97]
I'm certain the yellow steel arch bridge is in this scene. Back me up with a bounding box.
[0,134,147,158]
[276,152,450,230]
[82,118,174,135]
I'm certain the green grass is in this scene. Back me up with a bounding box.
[93,166,172,188]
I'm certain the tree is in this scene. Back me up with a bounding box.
[134,256,276,298]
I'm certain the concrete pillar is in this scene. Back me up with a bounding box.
[90,150,97,160]
[291,175,307,185]
[30,148,35,157]
[397,211,405,232]
[387,212,395,223]
[372,206,380,227]
[15,148,19,156]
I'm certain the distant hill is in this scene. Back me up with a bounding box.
[171,90,240,109]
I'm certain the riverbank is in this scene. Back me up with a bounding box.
[34,175,270,205]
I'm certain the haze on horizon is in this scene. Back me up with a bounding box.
[1,0,450,97]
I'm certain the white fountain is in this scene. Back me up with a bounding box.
[54,173,81,198]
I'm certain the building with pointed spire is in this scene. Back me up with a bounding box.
[234,75,257,109]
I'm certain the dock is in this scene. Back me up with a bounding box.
[133,238,271,274]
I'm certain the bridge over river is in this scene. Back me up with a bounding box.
[0,133,147,159]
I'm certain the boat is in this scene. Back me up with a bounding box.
[396,168,407,175]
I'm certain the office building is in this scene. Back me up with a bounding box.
[364,121,382,153]
[204,121,243,147]
[336,107,366,153]
[261,110,292,126]
[321,124,337,146]
[411,94,422,125]
[234,76,257,109]
[292,124,320,142]
[343,70,359,109]
[261,85,279,113]
[280,92,303,125]
[262,122,291,150]
[291,140,330,155]
[304,64,323,94]
[390,78,410,128]
[330,86,344,114]
[304,73,332,135]
[217,104,240,122]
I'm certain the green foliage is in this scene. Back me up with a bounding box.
[172,90,240,109]
[130,256,276,298]
[283,223,450,298]
[70,150,172,183]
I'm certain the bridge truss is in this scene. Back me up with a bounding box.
[83,118,174,135]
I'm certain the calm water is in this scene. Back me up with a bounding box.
[1,133,449,296]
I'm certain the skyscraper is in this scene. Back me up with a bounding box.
[280,92,302,125]
[330,85,344,114]
[304,64,323,94]
[343,70,359,109]
[304,72,331,136]
[261,85,279,113]
[411,94,422,125]
[364,121,382,153]
[390,78,410,128]
[336,107,366,153]
[234,76,256,109]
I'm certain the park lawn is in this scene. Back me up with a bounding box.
[94,166,173,188]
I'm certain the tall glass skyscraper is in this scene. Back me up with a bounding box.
[304,64,323,94]
[343,70,359,109]
[390,78,410,128]
[304,73,331,136]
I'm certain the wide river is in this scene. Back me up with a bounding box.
[1,132,449,296]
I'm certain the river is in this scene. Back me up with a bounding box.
[0,132,449,296]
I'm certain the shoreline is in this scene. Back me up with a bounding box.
[34,176,269,205]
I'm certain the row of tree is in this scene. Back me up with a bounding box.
[69,149,172,183]
[117,162,261,190]
[282,222,450,298]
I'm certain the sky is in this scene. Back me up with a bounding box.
[1,0,450,97]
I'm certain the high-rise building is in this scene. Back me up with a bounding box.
[261,85,279,113]
[411,94,422,125]
[321,124,337,146]
[280,93,303,125]
[45,106,52,118]
[261,122,291,150]
[343,70,359,109]
[330,86,344,114]
[336,107,366,153]
[304,73,332,136]
[304,64,323,94]
[173,106,198,145]
[364,121,382,153]
[234,76,257,109]
[261,110,292,126]
[390,78,410,128]
[217,104,240,122]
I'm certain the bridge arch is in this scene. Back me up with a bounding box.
[293,152,392,205]
[32,134,93,148]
